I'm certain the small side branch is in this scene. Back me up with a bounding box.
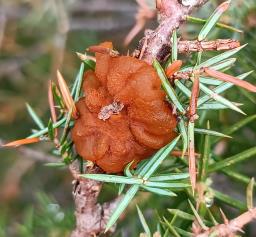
[135,39,240,62]
[178,39,240,53]
[196,207,256,237]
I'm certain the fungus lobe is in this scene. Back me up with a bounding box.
[71,42,177,173]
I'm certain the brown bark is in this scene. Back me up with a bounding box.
[178,39,240,53]
[196,207,256,237]
[70,162,122,237]
[137,0,210,63]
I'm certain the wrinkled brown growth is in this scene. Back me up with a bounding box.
[72,42,177,173]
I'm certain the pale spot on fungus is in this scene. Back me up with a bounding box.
[98,101,124,121]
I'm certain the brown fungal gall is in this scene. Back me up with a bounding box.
[71,42,177,173]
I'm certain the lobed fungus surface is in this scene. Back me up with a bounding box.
[71,42,177,173]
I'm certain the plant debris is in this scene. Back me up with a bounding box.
[98,101,124,121]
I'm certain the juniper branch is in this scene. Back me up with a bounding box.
[196,208,256,237]
[135,39,240,62]
[70,161,122,237]
[137,0,210,63]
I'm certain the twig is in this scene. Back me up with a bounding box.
[69,161,122,237]
[178,39,240,53]
[196,207,256,237]
[0,138,57,163]
[134,39,240,62]
[136,0,210,63]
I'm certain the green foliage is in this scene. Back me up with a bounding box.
[25,103,45,130]
[153,60,185,114]
[136,205,151,236]
[171,29,178,62]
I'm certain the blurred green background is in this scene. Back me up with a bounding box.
[0,0,256,236]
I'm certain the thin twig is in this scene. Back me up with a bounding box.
[69,161,122,236]
[196,207,256,237]
[136,0,210,63]
[178,39,240,52]
[0,138,57,163]
[134,39,240,62]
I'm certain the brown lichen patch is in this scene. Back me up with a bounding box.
[71,42,177,173]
